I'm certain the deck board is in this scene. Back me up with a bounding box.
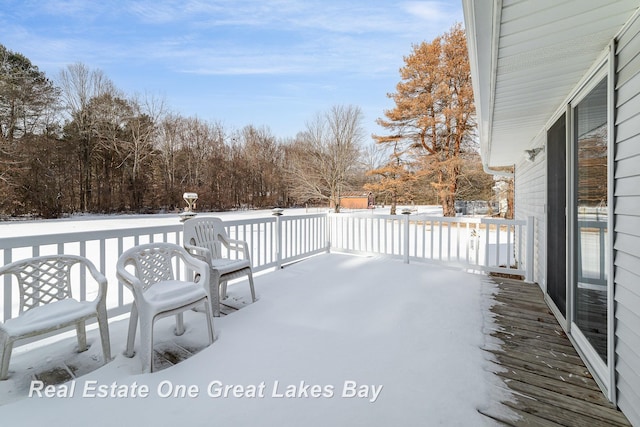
[485,277,631,426]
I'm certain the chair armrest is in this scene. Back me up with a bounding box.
[79,258,108,305]
[222,238,251,261]
[184,243,213,265]
[178,252,210,286]
[115,263,145,296]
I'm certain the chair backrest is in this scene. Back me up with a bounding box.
[118,243,180,290]
[0,255,84,314]
[183,217,228,259]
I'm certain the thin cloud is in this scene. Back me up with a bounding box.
[27,0,99,17]
[10,0,462,78]
[127,3,183,24]
[401,1,462,25]
[0,0,464,138]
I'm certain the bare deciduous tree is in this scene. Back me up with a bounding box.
[365,142,416,215]
[286,105,364,212]
[58,63,116,211]
[156,112,183,209]
[123,93,166,209]
[88,92,131,211]
[238,125,285,208]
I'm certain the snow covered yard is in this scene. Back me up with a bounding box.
[0,252,504,426]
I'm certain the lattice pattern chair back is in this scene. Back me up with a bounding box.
[14,257,76,314]
[116,242,214,373]
[133,247,175,289]
[0,254,111,380]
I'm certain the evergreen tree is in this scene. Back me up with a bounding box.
[374,24,476,216]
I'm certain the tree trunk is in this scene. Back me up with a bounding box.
[390,190,397,215]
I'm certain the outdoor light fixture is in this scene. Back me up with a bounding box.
[525,146,544,162]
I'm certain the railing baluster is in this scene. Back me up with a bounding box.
[475,224,480,266]
[413,219,418,258]
[447,220,452,261]
[80,241,87,301]
[484,222,490,268]
[118,236,124,309]
[456,222,460,262]
[495,224,501,267]
[507,225,512,268]
[438,221,443,260]
[3,248,12,321]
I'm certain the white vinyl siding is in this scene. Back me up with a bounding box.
[614,12,640,425]
[514,134,546,286]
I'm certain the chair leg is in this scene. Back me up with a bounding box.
[96,306,112,362]
[174,313,185,336]
[139,316,154,374]
[125,303,139,358]
[0,335,13,381]
[210,273,221,317]
[247,271,257,302]
[220,280,228,300]
[203,299,215,344]
[76,321,88,352]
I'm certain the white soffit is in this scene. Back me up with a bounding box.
[464,0,638,167]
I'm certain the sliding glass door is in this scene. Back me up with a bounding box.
[572,76,609,365]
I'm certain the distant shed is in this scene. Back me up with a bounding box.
[336,191,375,209]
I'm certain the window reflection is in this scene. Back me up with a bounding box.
[574,78,608,362]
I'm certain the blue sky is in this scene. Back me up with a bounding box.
[0,1,463,142]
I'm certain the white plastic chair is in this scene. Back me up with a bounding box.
[0,255,111,380]
[116,242,214,373]
[183,217,256,317]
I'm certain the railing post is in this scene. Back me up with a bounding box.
[325,212,331,253]
[3,249,12,322]
[526,216,535,283]
[402,208,411,264]
[272,208,284,269]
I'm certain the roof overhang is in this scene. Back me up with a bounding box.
[462,0,639,169]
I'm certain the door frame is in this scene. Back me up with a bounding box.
[566,54,615,402]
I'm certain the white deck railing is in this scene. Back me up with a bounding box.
[0,224,184,322]
[221,214,328,271]
[328,213,531,276]
[0,212,532,326]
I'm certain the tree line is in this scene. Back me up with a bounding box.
[1,25,504,219]
[0,51,294,218]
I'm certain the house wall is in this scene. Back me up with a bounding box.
[514,133,547,287]
[613,13,640,425]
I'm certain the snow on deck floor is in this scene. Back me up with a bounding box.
[0,253,505,426]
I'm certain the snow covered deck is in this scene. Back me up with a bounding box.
[0,211,629,425]
[0,252,632,426]
[0,252,505,425]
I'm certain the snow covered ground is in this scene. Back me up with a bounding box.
[0,205,443,237]
[0,209,512,425]
[0,208,280,236]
